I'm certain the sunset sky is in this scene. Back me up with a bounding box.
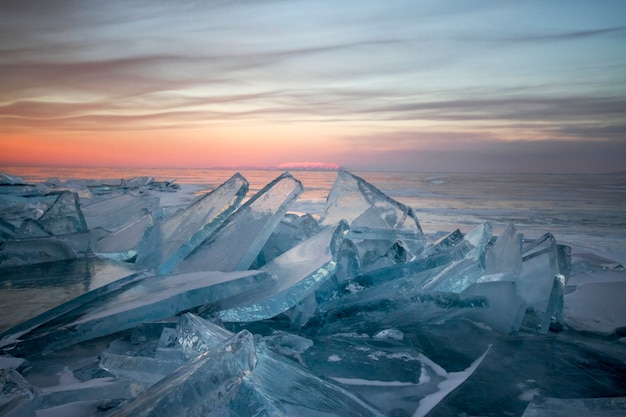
[1,1,625,173]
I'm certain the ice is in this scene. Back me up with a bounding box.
[176,314,384,416]
[251,213,322,268]
[82,194,159,232]
[37,192,87,236]
[518,233,562,333]
[8,270,271,355]
[0,237,77,268]
[105,330,256,417]
[0,368,38,417]
[321,170,425,255]
[176,172,303,273]
[462,281,526,334]
[93,212,153,261]
[4,169,621,417]
[484,223,523,279]
[520,396,626,417]
[136,173,248,274]
[412,345,491,417]
[216,221,347,322]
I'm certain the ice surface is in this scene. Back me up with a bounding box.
[520,396,626,417]
[136,173,248,273]
[3,169,621,417]
[176,172,303,273]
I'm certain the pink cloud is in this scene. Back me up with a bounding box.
[276,161,341,171]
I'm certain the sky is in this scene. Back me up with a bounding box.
[1,0,625,173]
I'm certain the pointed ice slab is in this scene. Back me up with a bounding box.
[105,330,257,417]
[38,191,87,236]
[320,171,425,254]
[136,173,248,274]
[518,233,562,334]
[217,221,348,322]
[484,223,523,279]
[176,172,303,273]
[9,270,271,355]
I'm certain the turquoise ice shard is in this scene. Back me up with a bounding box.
[176,313,233,359]
[38,191,87,236]
[176,172,303,273]
[105,330,257,417]
[217,221,348,322]
[320,170,425,255]
[136,173,248,273]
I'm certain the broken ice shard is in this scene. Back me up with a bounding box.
[251,213,322,268]
[312,286,488,337]
[217,221,348,322]
[82,194,159,232]
[105,330,257,417]
[136,173,248,273]
[176,172,303,273]
[176,314,384,417]
[9,270,271,355]
[37,191,87,236]
[518,233,562,334]
[93,212,153,261]
[484,223,523,279]
[320,170,425,255]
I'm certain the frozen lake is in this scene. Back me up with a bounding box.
[1,166,625,417]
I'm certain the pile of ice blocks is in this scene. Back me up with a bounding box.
[1,171,624,417]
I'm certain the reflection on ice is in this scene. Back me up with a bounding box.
[1,169,624,417]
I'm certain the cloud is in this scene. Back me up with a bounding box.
[276,161,341,171]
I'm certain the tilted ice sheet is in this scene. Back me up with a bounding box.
[136,173,248,274]
[9,270,271,355]
[217,221,348,322]
[82,194,159,232]
[176,172,303,273]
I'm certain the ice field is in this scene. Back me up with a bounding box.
[0,168,625,416]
